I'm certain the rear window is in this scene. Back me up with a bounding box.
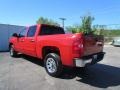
[39,25,65,35]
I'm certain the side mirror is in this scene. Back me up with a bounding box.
[12,33,18,37]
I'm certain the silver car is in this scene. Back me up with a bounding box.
[112,37,120,46]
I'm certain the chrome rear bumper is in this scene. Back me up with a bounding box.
[74,52,105,67]
[74,58,92,67]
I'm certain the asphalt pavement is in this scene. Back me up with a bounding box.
[0,45,120,90]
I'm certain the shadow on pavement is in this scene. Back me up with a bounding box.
[20,55,120,88]
[76,64,120,88]
[21,54,44,67]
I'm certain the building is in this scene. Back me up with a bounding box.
[0,24,24,51]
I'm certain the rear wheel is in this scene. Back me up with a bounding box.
[44,53,63,77]
[9,45,18,57]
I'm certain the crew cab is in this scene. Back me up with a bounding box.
[9,24,105,77]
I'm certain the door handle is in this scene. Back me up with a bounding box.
[20,40,24,42]
[30,39,35,42]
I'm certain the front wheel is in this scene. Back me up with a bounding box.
[44,53,63,77]
[9,45,18,57]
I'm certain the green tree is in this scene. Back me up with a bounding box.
[37,17,60,26]
[66,14,95,34]
[80,15,94,34]
[66,24,82,33]
[93,25,106,35]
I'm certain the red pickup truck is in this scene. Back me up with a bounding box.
[9,24,105,77]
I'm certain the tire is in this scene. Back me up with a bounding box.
[44,53,63,77]
[9,45,18,57]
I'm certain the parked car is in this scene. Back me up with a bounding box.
[112,37,120,46]
[9,24,105,77]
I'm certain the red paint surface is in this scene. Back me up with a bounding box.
[9,24,104,67]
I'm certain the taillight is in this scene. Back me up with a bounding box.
[73,39,83,54]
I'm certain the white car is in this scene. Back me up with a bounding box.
[112,37,120,46]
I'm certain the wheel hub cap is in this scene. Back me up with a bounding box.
[46,58,57,73]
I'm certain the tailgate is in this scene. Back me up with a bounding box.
[83,35,104,56]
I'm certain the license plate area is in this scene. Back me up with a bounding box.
[93,55,98,60]
[91,54,98,64]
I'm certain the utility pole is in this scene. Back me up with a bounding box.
[59,18,66,29]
